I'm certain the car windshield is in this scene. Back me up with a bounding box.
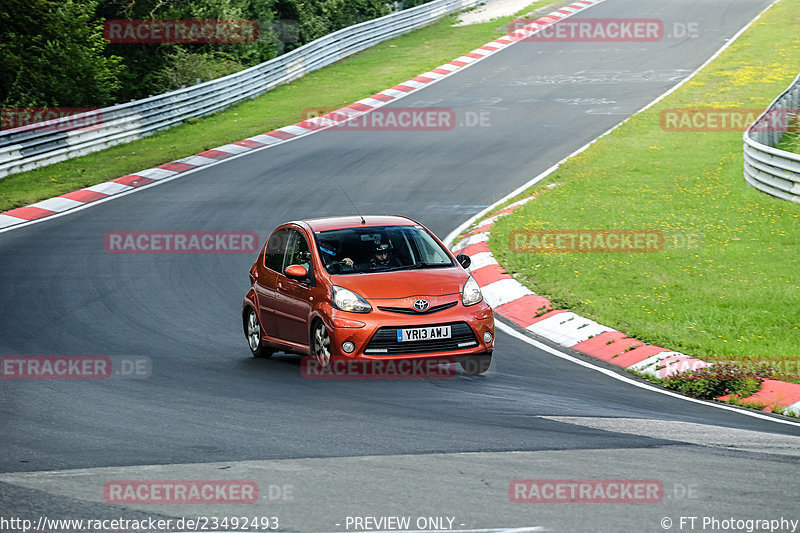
[315,225,454,274]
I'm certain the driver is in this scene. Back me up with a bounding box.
[319,240,339,262]
[319,240,354,270]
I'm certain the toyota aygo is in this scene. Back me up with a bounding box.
[242,216,495,375]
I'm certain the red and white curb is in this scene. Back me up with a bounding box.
[0,0,606,232]
[450,195,800,417]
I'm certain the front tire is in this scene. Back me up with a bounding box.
[460,354,491,375]
[312,320,332,367]
[245,308,272,358]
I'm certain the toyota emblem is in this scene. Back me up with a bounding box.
[413,299,430,312]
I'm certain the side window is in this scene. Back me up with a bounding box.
[264,229,290,272]
[285,230,312,274]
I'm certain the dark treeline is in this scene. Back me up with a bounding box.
[0,0,432,108]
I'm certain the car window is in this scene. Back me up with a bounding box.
[284,230,312,274]
[264,228,290,272]
[407,225,452,265]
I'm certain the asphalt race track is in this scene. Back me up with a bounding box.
[1,1,798,531]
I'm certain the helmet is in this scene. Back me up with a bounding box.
[319,241,339,257]
[372,242,392,265]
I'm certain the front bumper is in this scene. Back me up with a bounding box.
[323,300,494,361]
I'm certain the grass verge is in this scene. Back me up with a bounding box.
[0,0,558,213]
[489,0,800,382]
[629,362,769,400]
[776,113,800,154]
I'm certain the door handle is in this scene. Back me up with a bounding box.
[277,282,283,290]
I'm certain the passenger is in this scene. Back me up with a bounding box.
[365,242,401,270]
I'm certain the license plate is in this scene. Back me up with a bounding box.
[397,325,451,342]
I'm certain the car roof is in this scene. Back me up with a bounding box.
[299,215,419,232]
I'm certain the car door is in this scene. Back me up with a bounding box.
[273,228,315,346]
[254,228,290,338]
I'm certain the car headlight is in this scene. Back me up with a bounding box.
[462,276,483,306]
[332,286,372,313]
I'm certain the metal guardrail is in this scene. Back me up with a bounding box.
[743,72,800,203]
[0,0,482,178]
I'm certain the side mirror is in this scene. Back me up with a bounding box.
[249,264,258,285]
[284,264,308,279]
[456,253,471,269]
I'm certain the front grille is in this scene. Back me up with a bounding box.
[364,322,478,355]
[377,301,458,315]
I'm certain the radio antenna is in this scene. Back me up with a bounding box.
[337,182,366,224]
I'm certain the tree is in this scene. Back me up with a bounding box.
[0,0,124,107]
[97,0,282,99]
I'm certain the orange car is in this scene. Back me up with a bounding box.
[242,216,495,375]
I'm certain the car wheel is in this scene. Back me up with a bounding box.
[312,320,331,367]
[245,308,272,358]
[460,354,491,376]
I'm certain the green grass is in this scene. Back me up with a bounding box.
[488,0,800,380]
[776,113,800,154]
[0,0,557,212]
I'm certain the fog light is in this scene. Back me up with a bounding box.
[483,332,493,343]
[342,341,356,353]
